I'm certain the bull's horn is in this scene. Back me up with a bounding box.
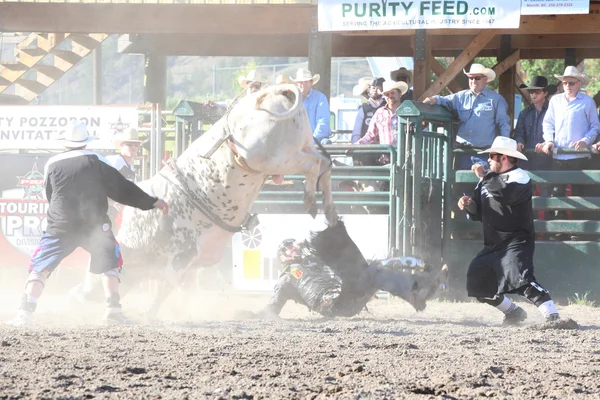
[256,84,302,121]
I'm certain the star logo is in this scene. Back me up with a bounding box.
[110,115,130,134]
[16,163,45,200]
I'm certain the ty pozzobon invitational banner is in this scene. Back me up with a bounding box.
[318,0,522,31]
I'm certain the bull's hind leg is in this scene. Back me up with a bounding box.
[142,247,197,321]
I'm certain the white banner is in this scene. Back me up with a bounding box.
[318,0,522,31]
[521,0,589,15]
[0,106,139,150]
[231,214,389,291]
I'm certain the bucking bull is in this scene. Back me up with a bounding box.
[74,84,337,318]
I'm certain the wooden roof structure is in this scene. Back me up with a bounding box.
[2,0,600,111]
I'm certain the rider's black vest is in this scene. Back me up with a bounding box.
[360,101,385,138]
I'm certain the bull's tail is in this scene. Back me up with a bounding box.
[255,84,302,121]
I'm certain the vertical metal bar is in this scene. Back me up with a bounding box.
[442,123,454,266]
[156,103,163,173]
[150,104,156,176]
[212,64,216,96]
[412,125,423,257]
[92,47,102,105]
[402,119,413,257]
[396,119,406,253]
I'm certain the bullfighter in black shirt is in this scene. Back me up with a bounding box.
[8,121,168,326]
[458,137,560,325]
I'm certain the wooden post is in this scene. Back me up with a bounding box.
[144,52,167,107]
[308,11,332,99]
[412,29,430,100]
[498,35,516,131]
[565,48,577,67]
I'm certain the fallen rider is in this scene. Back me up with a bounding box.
[252,219,447,318]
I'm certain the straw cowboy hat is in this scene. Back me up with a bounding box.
[464,63,496,82]
[112,128,147,149]
[554,66,589,87]
[62,120,96,148]
[478,136,528,161]
[275,74,290,85]
[521,75,558,96]
[238,70,267,89]
[390,67,412,84]
[352,77,374,97]
[382,80,409,96]
[289,68,320,85]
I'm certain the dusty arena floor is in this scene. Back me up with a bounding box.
[1,287,599,400]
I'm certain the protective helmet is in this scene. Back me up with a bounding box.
[277,238,302,264]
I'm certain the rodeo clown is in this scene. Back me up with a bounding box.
[254,219,446,318]
[8,121,168,326]
[458,137,560,325]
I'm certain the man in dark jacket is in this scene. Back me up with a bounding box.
[514,76,556,172]
[458,137,560,325]
[8,121,168,326]
[257,220,445,318]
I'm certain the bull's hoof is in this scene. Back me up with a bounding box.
[308,204,318,219]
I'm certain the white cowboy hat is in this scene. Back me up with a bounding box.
[390,67,413,84]
[238,70,267,89]
[382,80,409,96]
[112,128,147,149]
[352,77,374,97]
[554,66,589,87]
[275,74,290,85]
[289,68,320,85]
[61,120,96,148]
[464,63,496,83]
[478,136,528,161]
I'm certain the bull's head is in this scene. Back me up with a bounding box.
[408,264,449,311]
[375,257,449,312]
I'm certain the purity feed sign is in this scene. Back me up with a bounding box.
[521,0,589,15]
[318,0,522,31]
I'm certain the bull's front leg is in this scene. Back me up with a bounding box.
[316,153,338,226]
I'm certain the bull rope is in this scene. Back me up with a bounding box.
[157,161,243,233]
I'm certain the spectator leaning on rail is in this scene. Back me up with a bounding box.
[355,80,409,165]
[7,121,168,326]
[514,76,557,214]
[351,77,386,167]
[290,68,331,144]
[541,66,600,228]
[423,63,511,170]
[390,67,414,103]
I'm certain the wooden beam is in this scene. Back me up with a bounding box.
[429,56,463,94]
[0,4,313,35]
[3,3,600,36]
[434,48,600,59]
[498,35,515,126]
[418,30,497,101]
[431,34,600,52]
[492,50,520,77]
[515,74,532,105]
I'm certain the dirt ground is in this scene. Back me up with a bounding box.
[0,282,599,400]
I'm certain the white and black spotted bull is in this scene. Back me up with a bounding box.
[81,84,338,318]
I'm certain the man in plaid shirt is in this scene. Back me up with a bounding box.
[356,80,409,164]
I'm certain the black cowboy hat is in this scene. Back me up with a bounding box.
[522,75,558,96]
